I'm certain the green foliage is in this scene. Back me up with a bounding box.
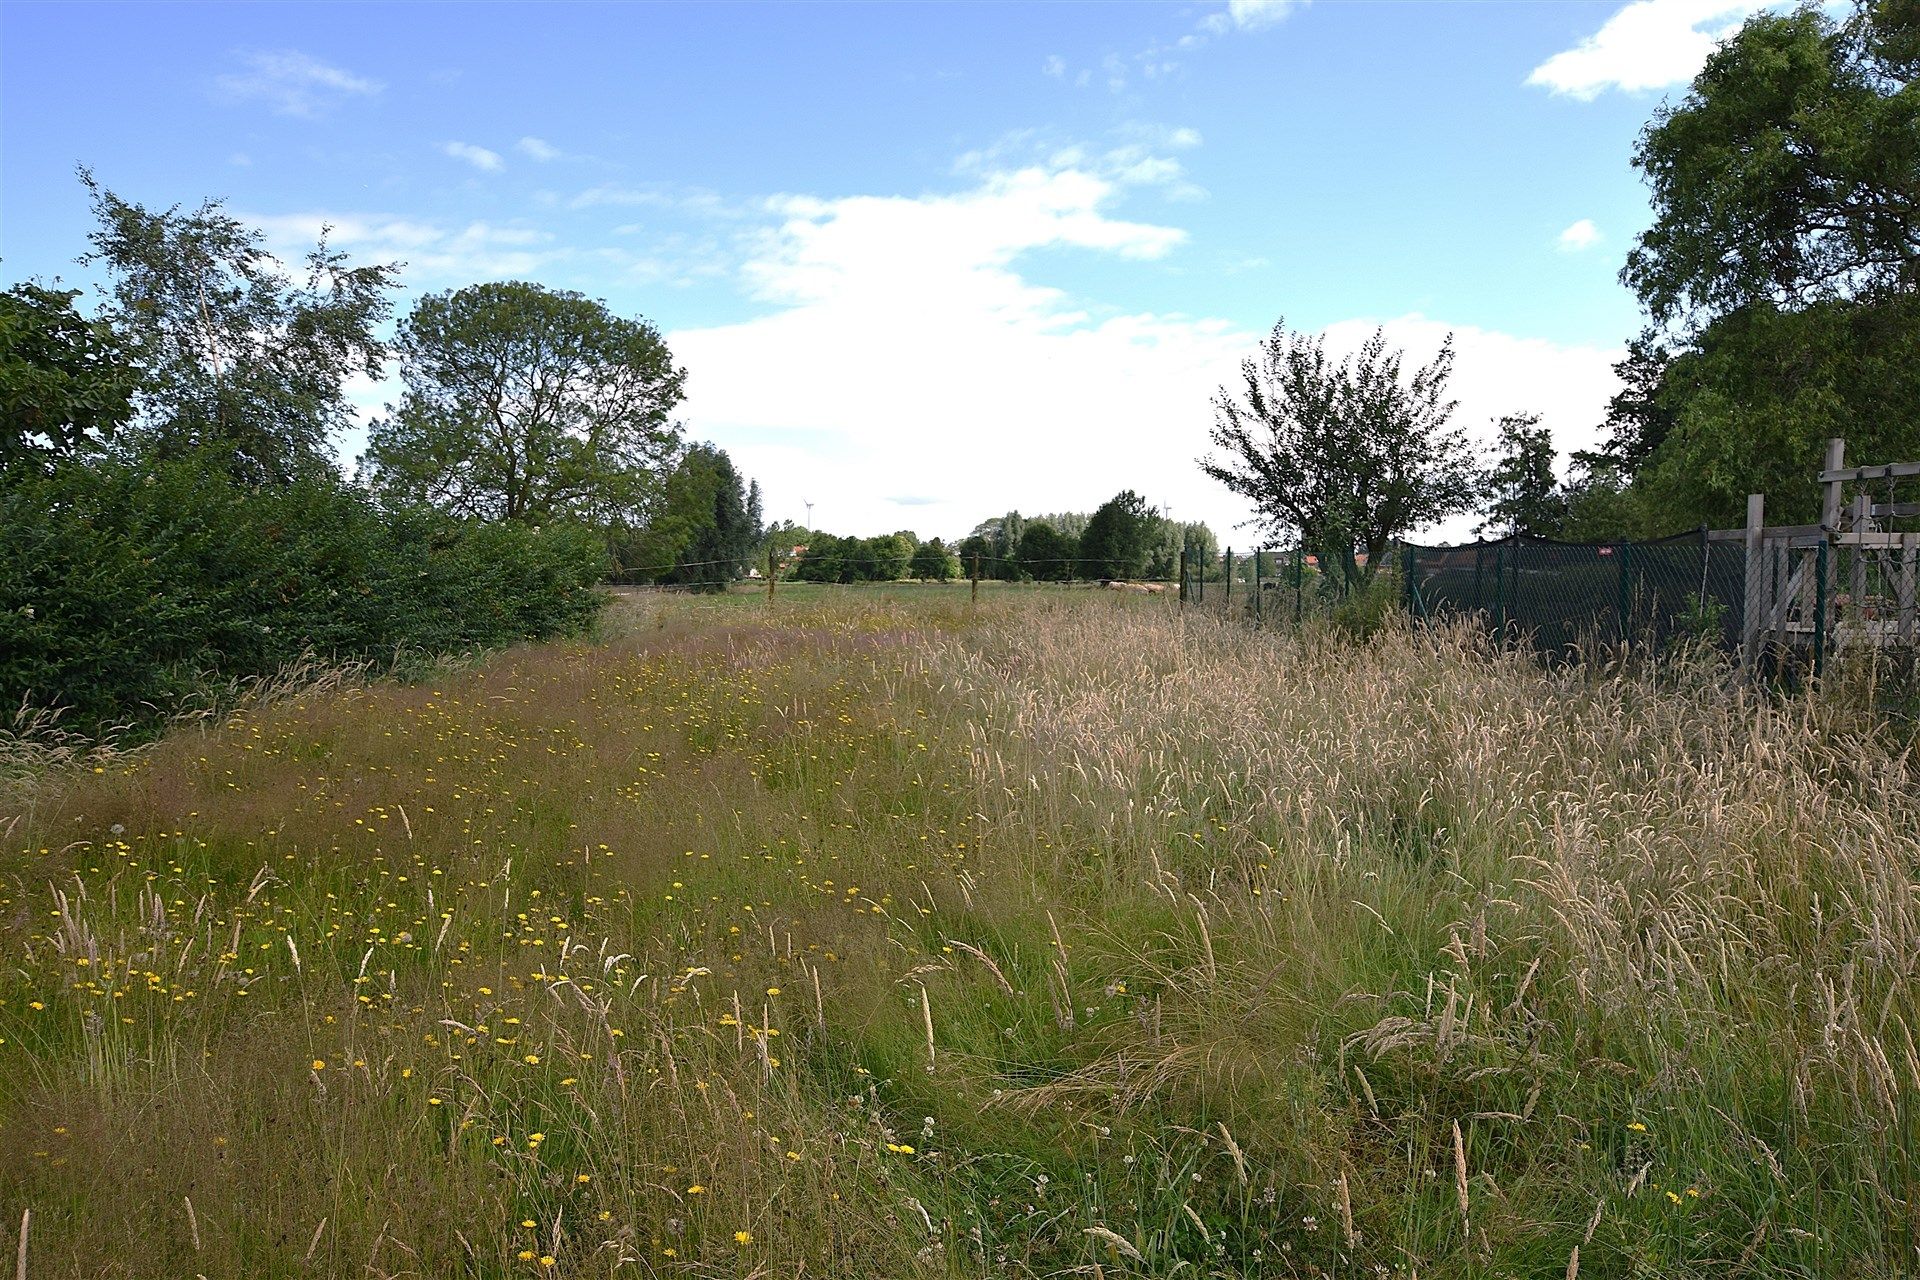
[1626,5,1920,330]
[1635,295,1920,526]
[1598,3,1920,532]
[1203,320,1479,587]
[909,536,959,581]
[0,454,606,737]
[1479,411,1563,537]
[0,283,140,463]
[80,171,396,485]
[1078,490,1159,580]
[1013,521,1077,580]
[364,281,685,524]
[616,445,759,591]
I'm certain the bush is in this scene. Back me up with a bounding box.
[0,453,606,736]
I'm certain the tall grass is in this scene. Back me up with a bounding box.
[1,587,1914,1277]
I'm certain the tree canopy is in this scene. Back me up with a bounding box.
[0,283,140,466]
[1626,3,1920,331]
[1479,412,1562,538]
[364,281,685,524]
[1078,490,1159,580]
[81,172,396,484]
[1584,2,1920,532]
[1202,321,1478,584]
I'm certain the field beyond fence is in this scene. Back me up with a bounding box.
[3,586,1916,1277]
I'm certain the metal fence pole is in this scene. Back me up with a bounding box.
[1179,548,1188,608]
[1403,543,1417,620]
[1224,548,1232,611]
[1617,540,1632,646]
[1253,549,1263,626]
[1494,541,1507,637]
[1294,545,1303,623]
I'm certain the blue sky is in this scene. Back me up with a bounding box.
[0,0,1766,541]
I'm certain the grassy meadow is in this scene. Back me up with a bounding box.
[2,585,1917,1278]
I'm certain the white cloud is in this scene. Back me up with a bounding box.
[442,141,505,172]
[1043,54,1067,78]
[516,136,563,161]
[1527,0,1762,100]
[213,50,381,118]
[668,163,1619,545]
[1557,218,1604,251]
[245,212,557,283]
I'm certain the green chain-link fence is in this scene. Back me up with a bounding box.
[1404,532,1748,657]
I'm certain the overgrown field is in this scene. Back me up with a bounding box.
[3,587,1917,1277]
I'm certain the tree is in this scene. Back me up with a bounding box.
[364,281,685,524]
[792,532,851,583]
[1079,490,1158,580]
[856,533,914,581]
[81,172,396,483]
[1594,330,1679,475]
[0,283,139,465]
[1202,320,1479,588]
[1014,521,1078,580]
[1604,3,1920,530]
[617,444,757,591]
[1479,413,1563,537]
[910,536,959,581]
[1625,5,1920,332]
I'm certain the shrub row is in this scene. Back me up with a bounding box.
[1,454,608,737]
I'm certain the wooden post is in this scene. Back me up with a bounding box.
[1741,493,1764,665]
[1179,548,1188,608]
[1815,540,1829,676]
[1821,438,1847,531]
[766,547,776,604]
[1224,548,1232,610]
[1254,548,1263,626]
[970,553,980,606]
[1294,545,1303,623]
[1822,438,1845,649]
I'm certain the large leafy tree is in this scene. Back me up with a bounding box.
[1478,412,1563,537]
[1605,3,1920,527]
[910,536,959,581]
[1014,520,1078,580]
[618,444,758,590]
[1078,490,1159,581]
[1202,321,1478,587]
[1626,4,1920,329]
[364,281,685,524]
[0,283,140,466]
[81,172,396,483]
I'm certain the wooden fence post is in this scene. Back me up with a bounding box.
[1741,493,1763,667]
[1224,549,1232,610]
[971,553,980,606]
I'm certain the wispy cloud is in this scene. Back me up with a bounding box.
[442,141,505,172]
[245,211,557,282]
[516,137,564,162]
[213,50,381,118]
[1043,54,1067,79]
[1528,0,1762,100]
[1557,218,1603,251]
[1200,0,1305,35]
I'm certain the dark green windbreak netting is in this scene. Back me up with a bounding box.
[1404,532,1747,656]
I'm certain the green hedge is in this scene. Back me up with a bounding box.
[1,455,607,736]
